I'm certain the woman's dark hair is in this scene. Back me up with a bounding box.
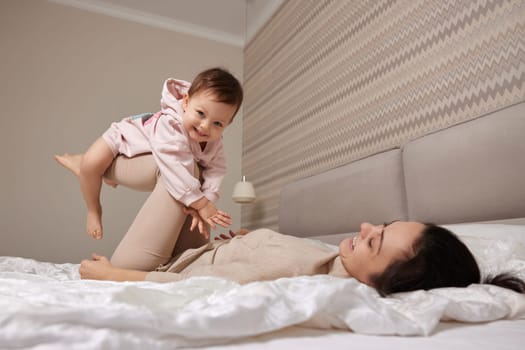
[371,224,525,296]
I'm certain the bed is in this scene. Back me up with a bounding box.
[1,102,524,349]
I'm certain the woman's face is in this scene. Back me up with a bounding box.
[339,221,425,285]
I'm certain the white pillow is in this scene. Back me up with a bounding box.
[443,223,525,279]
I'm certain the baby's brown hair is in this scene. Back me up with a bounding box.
[188,67,243,120]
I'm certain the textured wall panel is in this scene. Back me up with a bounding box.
[242,0,525,230]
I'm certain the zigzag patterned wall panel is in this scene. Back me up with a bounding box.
[242,0,525,230]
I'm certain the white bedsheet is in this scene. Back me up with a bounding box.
[206,320,525,350]
[1,250,524,349]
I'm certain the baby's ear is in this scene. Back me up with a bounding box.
[181,93,189,110]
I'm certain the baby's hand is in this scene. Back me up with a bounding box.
[208,210,232,228]
[182,206,209,239]
[198,202,232,229]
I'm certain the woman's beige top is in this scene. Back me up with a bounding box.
[146,229,349,284]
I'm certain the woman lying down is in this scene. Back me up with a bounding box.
[80,221,525,296]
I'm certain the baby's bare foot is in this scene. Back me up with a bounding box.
[54,153,82,177]
[87,210,103,240]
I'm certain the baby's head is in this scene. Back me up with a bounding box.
[188,67,243,120]
[182,68,243,143]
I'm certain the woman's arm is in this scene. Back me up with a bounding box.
[79,253,148,281]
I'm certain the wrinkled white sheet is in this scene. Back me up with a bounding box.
[1,253,524,350]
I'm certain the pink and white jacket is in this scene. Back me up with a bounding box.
[102,78,226,206]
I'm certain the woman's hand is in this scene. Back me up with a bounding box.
[80,253,148,282]
[79,253,114,280]
[214,228,251,240]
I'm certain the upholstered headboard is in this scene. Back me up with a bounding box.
[279,102,525,243]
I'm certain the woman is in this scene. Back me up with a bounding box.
[79,220,525,296]
[57,153,524,295]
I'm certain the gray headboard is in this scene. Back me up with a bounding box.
[279,102,525,241]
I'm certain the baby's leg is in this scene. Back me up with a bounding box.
[55,153,118,187]
[80,137,115,240]
[110,175,189,270]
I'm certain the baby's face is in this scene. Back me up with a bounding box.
[182,91,236,143]
[339,221,424,285]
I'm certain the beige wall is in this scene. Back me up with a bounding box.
[0,0,243,263]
